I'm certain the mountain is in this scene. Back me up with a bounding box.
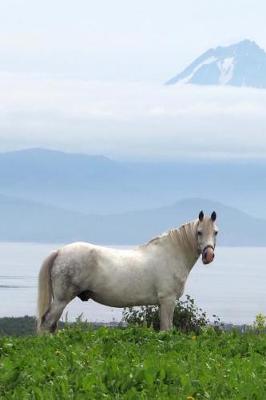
[0,192,99,243]
[0,148,133,214]
[166,39,266,88]
[0,194,265,246]
[1,148,266,218]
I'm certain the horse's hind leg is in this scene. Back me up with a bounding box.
[40,299,69,333]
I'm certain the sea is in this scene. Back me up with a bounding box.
[0,242,265,325]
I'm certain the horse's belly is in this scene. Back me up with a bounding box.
[90,289,158,308]
[86,262,159,307]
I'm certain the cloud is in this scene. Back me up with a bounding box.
[0,73,266,160]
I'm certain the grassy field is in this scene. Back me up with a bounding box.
[0,327,265,399]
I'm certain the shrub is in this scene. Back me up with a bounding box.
[253,313,266,332]
[123,295,222,333]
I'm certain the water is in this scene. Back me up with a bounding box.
[0,242,265,325]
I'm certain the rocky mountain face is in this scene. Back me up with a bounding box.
[166,39,266,89]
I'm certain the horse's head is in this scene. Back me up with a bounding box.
[196,210,218,265]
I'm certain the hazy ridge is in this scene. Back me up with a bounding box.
[1,148,266,246]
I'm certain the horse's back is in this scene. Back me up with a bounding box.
[51,241,141,284]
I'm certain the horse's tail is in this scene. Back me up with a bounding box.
[37,250,59,332]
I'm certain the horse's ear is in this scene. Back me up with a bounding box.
[211,211,216,221]
[199,211,204,221]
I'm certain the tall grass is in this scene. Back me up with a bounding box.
[0,327,265,399]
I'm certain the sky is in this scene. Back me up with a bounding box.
[0,0,266,160]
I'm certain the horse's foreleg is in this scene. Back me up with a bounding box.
[39,299,68,334]
[159,296,176,331]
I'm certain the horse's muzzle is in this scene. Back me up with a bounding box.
[202,246,215,264]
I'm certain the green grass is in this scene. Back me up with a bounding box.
[0,327,265,399]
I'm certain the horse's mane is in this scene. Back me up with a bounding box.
[169,221,198,253]
[143,220,198,254]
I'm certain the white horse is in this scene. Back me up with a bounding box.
[37,211,218,333]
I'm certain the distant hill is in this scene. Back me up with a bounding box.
[0,148,266,219]
[166,39,266,88]
[0,192,96,243]
[1,194,266,246]
[0,148,158,214]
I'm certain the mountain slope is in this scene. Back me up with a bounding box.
[166,39,266,88]
[0,193,100,243]
[0,194,266,246]
[0,148,134,214]
[1,148,266,218]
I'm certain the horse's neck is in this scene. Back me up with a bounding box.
[168,221,199,269]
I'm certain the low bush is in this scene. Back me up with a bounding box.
[123,295,222,333]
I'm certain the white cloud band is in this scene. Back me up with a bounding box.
[0,73,265,160]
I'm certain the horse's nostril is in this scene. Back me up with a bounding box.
[202,247,214,264]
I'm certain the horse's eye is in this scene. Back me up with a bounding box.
[214,231,218,236]
[197,231,202,236]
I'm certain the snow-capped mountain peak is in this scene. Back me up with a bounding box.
[166,39,266,89]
